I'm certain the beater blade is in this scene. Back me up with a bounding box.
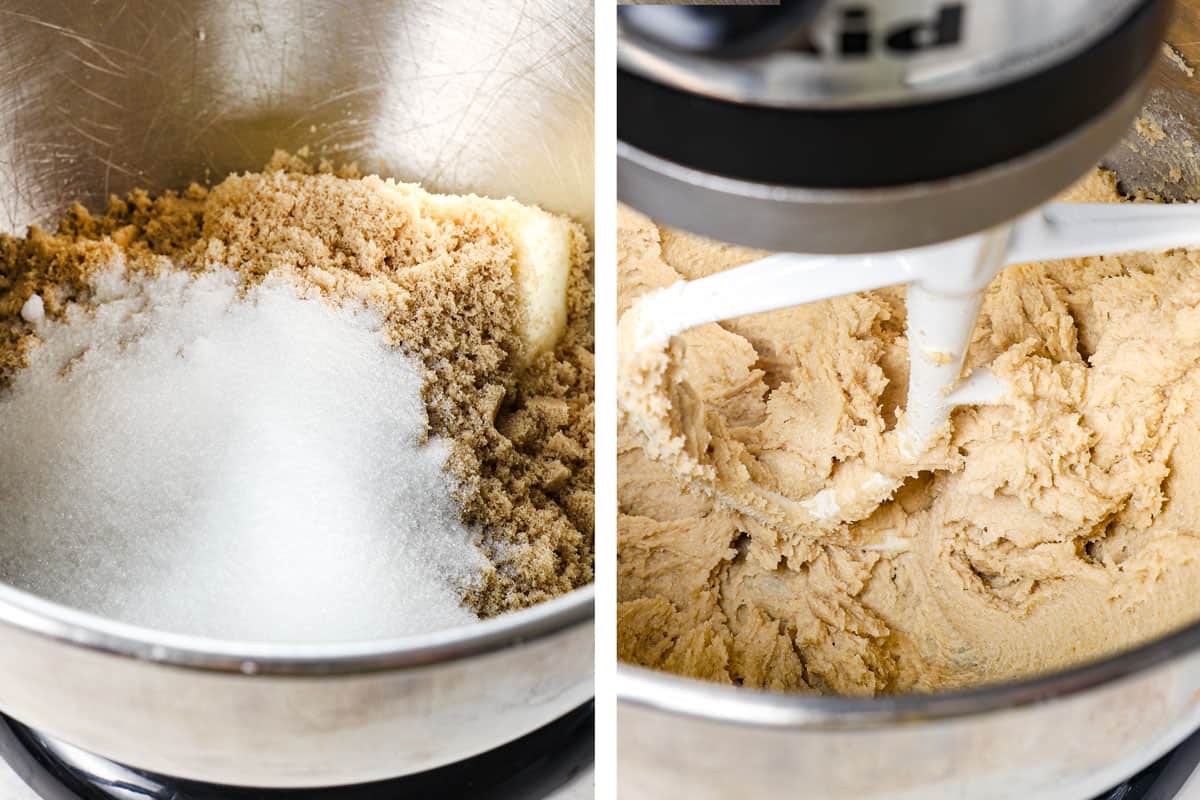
[620,201,1200,528]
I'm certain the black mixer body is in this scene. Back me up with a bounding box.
[617,0,1171,252]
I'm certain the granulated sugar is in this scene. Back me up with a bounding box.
[0,155,594,630]
[0,265,487,641]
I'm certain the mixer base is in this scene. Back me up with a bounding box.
[1092,726,1200,800]
[0,703,593,799]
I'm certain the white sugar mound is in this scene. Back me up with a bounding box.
[0,266,488,642]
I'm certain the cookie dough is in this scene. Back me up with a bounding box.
[617,171,1200,695]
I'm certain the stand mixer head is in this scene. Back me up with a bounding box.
[617,0,1198,530]
[618,0,1172,253]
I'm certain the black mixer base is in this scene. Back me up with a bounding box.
[0,703,593,799]
[1092,726,1200,800]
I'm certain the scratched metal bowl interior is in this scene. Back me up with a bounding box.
[0,0,594,788]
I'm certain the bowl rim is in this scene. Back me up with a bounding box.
[0,578,594,675]
[617,615,1200,727]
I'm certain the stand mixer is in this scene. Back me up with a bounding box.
[618,0,1200,530]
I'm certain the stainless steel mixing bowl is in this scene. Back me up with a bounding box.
[0,0,594,788]
[618,22,1200,800]
[620,624,1200,799]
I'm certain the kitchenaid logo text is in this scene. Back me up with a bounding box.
[798,4,964,57]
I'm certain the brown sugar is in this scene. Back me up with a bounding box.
[0,151,593,616]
